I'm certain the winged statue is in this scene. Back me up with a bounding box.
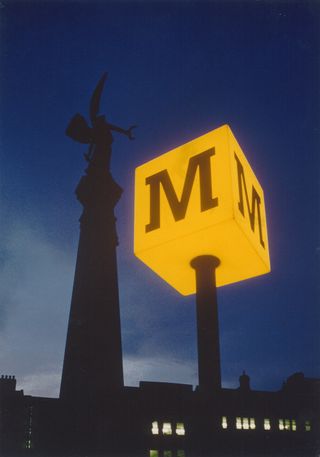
[66,73,136,169]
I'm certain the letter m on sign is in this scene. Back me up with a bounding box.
[145,148,218,232]
[234,153,265,248]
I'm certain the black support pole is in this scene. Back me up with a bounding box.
[191,255,221,392]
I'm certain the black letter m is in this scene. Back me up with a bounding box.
[234,153,265,248]
[145,148,218,232]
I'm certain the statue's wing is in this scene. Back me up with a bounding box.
[66,114,93,144]
[90,72,108,124]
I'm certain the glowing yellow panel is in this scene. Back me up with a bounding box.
[134,124,270,295]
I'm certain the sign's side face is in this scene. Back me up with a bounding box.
[228,129,270,273]
[134,124,271,295]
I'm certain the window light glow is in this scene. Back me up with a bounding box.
[162,423,172,435]
[163,451,173,457]
[242,418,249,430]
[26,406,33,449]
[221,416,228,429]
[176,423,185,436]
[305,420,311,432]
[236,417,255,430]
[279,419,297,431]
[149,451,159,457]
[151,421,159,435]
[264,419,271,431]
[177,451,186,457]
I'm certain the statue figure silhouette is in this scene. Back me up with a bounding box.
[66,73,136,169]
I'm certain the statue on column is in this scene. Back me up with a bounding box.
[66,72,136,170]
[65,73,135,228]
[60,74,128,416]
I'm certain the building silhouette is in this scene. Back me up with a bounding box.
[1,77,319,456]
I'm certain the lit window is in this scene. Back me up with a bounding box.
[177,451,186,457]
[151,421,159,435]
[236,417,255,430]
[279,419,297,431]
[163,451,173,457]
[236,417,242,429]
[162,423,172,435]
[305,420,311,432]
[149,451,159,457]
[221,416,228,429]
[264,419,271,431]
[176,423,185,436]
[243,418,249,430]
[26,405,33,449]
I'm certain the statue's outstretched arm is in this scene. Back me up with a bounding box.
[108,123,137,140]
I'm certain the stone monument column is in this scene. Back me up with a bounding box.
[60,164,124,404]
[60,73,136,416]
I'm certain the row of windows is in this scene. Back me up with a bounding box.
[236,417,256,430]
[152,422,185,436]
[149,450,185,457]
[278,419,311,432]
[150,418,312,437]
[221,417,311,432]
[222,416,256,430]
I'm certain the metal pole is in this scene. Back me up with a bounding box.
[190,255,221,392]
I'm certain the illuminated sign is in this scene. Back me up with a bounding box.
[134,125,270,295]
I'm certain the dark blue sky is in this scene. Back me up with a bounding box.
[0,1,319,396]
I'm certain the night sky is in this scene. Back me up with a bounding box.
[0,1,319,398]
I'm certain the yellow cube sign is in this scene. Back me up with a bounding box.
[134,125,270,295]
